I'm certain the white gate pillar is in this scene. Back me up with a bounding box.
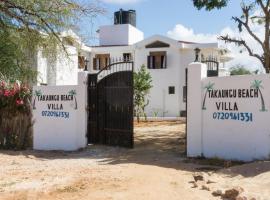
[187,62,207,157]
[76,71,89,148]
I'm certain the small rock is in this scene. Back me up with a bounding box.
[212,189,223,197]
[201,185,210,191]
[193,173,204,182]
[222,187,244,200]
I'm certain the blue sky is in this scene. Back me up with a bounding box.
[99,0,241,38]
[79,0,264,71]
[81,0,241,44]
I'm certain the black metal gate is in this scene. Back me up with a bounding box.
[202,60,219,77]
[87,61,134,148]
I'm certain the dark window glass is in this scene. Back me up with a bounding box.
[123,53,132,61]
[169,86,175,94]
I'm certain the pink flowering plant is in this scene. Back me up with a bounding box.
[0,78,33,149]
[0,80,31,113]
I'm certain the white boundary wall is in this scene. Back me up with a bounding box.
[33,72,88,151]
[187,62,270,161]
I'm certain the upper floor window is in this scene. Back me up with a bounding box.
[123,53,132,62]
[147,51,167,69]
[93,54,110,70]
[78,56,85,69]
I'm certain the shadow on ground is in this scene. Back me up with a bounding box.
[0,120,269,177]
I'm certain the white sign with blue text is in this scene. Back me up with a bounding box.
[201,75,270,161]
[32,85,83,151]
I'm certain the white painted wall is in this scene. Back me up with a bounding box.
[37,45,80,86]
[33,72,88,151]
[134,46,182,117]
[56,46,78,85]
[219,67,230,77]
[129,25,144,45]
[187,63,270,161]
[99,24,144,46]
[89,36,226,117]
[37,50,48,84]
[187,62,207,157]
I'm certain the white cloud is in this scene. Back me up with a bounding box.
[167,23,265,72]
[167,24,218,43]
[100,0,142,4]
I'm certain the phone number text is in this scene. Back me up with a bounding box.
[212,112,253,122]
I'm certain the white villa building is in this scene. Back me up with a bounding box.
[36,9,233,117]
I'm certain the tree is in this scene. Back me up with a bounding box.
[193,0,228,10]
[230,65,252,75]
[0,0,104,82]
[202,82,214,110]
[134,65,153,122]
[192,0,270,73]
[251,80,266,111]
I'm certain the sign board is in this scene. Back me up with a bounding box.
[33,87,78,120]
[32,84,87,151]
[201,75,270,161]
[187,63,270,161]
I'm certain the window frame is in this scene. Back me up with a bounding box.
[168,86,175,95]
[147,51,167,69]
[123,53,132,62]
[93,54,110,70]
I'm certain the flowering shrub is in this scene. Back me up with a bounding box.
[0,79,33,149]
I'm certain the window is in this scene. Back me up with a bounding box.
[93,54,110,70]
[78,56,85,69]
[183,86,187,102]
[123,53,132,61]
[147,51,167,69]
[168,86,175,95]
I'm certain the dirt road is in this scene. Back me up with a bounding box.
[0,121,269,200]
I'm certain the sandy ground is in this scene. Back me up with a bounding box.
[0,121,269,200]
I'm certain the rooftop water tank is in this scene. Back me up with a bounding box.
[114,9,136,27]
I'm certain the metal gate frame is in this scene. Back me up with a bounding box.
[87,61,134,148]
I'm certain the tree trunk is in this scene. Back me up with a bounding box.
[202,91,208,110]
[258,89,266,111]
[264,8,270,73]
[74,96,77,109]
